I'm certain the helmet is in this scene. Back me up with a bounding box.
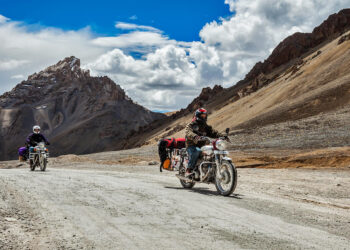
[33,125,41,134]
[195,108,208,123]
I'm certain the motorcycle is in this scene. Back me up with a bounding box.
[175,128,237,196]
[29,142,49,171]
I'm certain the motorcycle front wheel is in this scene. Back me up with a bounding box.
[179,164,195,189]
[40,155,47,171]
[215,160,237,196]
[30,158,36,171]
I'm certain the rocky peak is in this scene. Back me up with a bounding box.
[27,56,89,82]
[0,56,126,108]
[45,56,81,74]
[185,85,224,112]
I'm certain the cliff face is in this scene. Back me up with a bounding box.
[0,56,164,160]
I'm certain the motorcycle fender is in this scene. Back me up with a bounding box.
[222,156,232,162]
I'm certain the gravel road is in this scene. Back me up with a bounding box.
[0,163,349,249]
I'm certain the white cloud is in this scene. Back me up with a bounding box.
[0,1,349,110]
[85,45,198,109]
[115,22,161,33]
[129,15,138,20]
[10,74,25,79]
[0,59,29,71]
[225,0,237,12]
[92,31,173,49]
[0,14,9,23]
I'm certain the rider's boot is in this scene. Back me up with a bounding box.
[185,168,193,177]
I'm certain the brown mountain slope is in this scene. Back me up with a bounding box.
[245,8,350,83]
[124,26,350,150]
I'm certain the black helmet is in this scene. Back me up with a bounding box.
[195,108,208,122]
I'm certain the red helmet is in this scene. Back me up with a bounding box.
[194,108,208,122]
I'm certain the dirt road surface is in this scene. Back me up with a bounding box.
[0,163,349,249]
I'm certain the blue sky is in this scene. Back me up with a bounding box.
[0,0,232,42]
[0,1,348,111]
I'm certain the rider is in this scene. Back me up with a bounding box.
[185,108,224,176]
[26,125,50,148]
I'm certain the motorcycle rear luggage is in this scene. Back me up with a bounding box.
[162,158,172,170]
[18,147,27,156]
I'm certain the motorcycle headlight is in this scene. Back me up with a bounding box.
[215,140,228,150]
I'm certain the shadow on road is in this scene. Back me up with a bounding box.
[0,163,25,169]
[164,186,243,199]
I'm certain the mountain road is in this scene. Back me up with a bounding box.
[0,163,349,249]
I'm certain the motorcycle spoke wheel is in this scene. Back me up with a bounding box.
[40,156,47,171]
[215,160,237,196]
[30,159,35,171]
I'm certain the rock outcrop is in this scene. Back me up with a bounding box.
[184,85,224,112]
[0,56,164,160]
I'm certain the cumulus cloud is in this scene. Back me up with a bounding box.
[224,0,237,12]
[86,45,198,109]
[0,1,349,111]
[0,14,10,23]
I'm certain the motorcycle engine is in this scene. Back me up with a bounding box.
[202,155,212,161]
[202,165,209,174]
[199,162,213,182]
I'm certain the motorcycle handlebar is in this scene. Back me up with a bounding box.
[200,136,231,143]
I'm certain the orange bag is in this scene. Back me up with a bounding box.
[162,158,172,170]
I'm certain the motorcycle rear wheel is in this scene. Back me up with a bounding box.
[179,164,195,189]
[215,160,237,196]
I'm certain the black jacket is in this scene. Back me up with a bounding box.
[185,119,223,147]
[26,133,49,147]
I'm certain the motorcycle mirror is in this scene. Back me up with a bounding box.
[225,128,230,134]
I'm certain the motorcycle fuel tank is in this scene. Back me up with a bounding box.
[201,145,213,155]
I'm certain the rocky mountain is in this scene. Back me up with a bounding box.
[189,8,350,112]
[123,8,350,149]
[244,8,350,83]
[0,56,164,160]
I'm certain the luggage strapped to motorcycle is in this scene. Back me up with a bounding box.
[158,137,186,172]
